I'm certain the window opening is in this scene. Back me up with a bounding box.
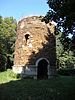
[25,34,30,43]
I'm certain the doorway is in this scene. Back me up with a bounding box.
[37,59,48,79]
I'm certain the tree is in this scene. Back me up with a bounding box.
[43,0,75,54]
[0,16,17,71]
[43,0,75,68]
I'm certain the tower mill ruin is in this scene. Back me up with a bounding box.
[13,16,56,79]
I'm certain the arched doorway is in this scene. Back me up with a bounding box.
[36,58,49,79]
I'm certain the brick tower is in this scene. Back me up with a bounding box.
[13,16,56,79]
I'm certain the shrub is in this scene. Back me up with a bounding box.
[57,68,75,76]
[0,54,6,72]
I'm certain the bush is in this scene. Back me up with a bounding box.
[0,54,6,72]
[0,69,21,83]
[57,68,75,76]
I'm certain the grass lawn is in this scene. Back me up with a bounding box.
[0,69,75,100]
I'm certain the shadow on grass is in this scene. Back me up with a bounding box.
[0,76,75,100]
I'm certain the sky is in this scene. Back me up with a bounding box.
[0,0,49,21]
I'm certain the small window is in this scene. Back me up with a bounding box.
[49,22,52,26]
[25,34,30,43]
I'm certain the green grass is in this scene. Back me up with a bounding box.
[0,70,75,100]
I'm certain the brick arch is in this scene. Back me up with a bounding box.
[36,58,49,66]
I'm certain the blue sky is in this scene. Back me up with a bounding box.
[0,0,49,21]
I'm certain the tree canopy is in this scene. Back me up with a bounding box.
[43,0,75,55]
[42,0,75,68]
[0,16,17,71]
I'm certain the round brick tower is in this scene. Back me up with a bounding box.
[13,16,56,79]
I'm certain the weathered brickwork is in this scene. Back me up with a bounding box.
[13,16,56,79]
